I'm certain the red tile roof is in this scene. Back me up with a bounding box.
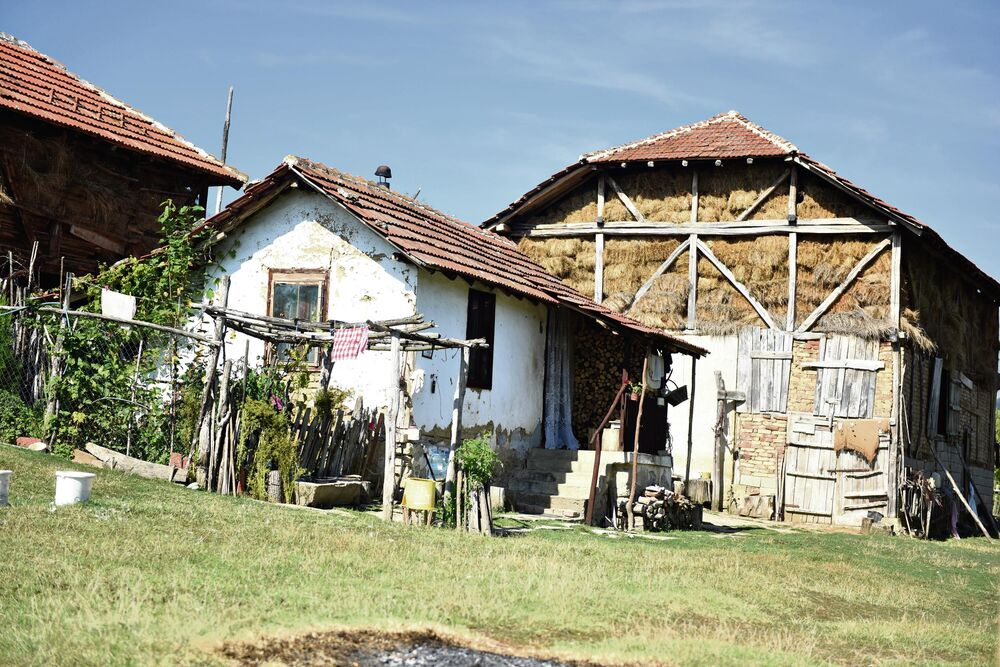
[0,34,244,187]
[585,110,796,162]
[201,157,706,356]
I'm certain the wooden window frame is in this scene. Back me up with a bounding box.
[465,288,496,390]
[266,268,329,369]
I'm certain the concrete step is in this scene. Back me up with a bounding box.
[506,478,594,499]
[507,490,587,516]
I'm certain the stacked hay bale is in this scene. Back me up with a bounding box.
[795,235,892,336]
[602,237,687,328]
[518,237,596,298]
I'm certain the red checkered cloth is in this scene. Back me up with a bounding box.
[330,325,369,360]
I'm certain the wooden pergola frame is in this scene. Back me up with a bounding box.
[200,293,487,522]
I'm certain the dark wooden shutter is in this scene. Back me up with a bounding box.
[466,289,496,389]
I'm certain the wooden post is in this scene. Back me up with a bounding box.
[44,271,72,430]
[584,373,629,525]
[208,359,233,493]
[382,330,402,520]
[712,371,733,512]
[687,172,698,331]
[445,346,469,510]
[456,466,464,532]
[192,276,230,483]
[213,86,234,216]
[684,356,697,486]
[594,232,605,304]
[889,231,902,326]
[783,155,797,314]
[625,355,650,531]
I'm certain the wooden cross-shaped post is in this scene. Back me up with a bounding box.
[713,372,745,512]
[381,330,402,521]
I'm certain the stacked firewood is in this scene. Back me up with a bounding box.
[617,485,703,532]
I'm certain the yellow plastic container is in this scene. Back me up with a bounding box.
[402,477,437,511]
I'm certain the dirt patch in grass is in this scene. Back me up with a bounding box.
[220,629,599,666]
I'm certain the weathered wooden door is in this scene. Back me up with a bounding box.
[784,414,890,526]
[831,427,890,526]
[783,414,836,523]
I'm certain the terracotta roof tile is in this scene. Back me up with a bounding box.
[585,110,796,163]
[0,34,244,186]
[204,157,706,356]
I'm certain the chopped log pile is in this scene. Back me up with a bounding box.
[617,485,703,532]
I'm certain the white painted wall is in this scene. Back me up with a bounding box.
[411,271,547,454]
[208,188,548,454]
[208,189,417,409]
[667,334,739,480]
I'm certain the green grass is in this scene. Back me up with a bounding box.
[1,447,996,667]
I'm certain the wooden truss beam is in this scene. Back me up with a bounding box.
[606,175,646,223]
[696,239,779,330]
[626,238,691,316]
[796,237,892,333]
[521,218,894,238]
[735,168,790,222]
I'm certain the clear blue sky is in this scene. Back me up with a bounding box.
[6,1,1000,277]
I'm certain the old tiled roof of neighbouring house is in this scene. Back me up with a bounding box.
[0,33,245,186]
[483,110,1000,297]
[200,156,707,356]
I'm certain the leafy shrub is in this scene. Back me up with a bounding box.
[457,432,499,489]
[239,399,301,503]
[0,389,41,445]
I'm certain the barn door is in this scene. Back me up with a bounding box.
[736,327,792,414]
[811,336,882,419]
[783,414,836,523]
[831,421,890,526]
[784,415,891,526]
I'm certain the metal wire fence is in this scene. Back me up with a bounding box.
[0,304,211,464]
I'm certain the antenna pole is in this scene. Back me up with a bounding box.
[213,86,234,216]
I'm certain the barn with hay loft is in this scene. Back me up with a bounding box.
[0,33,246,285]
[486,111,998,532]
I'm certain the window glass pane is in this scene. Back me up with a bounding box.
[272,279,324,365]
[296,284,320,320]
[272,283,299,320]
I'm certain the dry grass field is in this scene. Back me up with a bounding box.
[1,446,996,666]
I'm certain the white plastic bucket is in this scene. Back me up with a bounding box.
[54,471,96,506]
[0,470,11,506]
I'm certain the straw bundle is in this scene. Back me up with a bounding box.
[797,171,872,220]
[705,237,789,325]
[518,237,596,297]
[795,236,891,334]
[697,162,789,222]
[603,170,691,222]
[903,243,999,382]
[524,179,598,227]
[603,238,687,329]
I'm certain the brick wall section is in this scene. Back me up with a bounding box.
[735,412,787,493]
[873,342,894,418]
[788,339,820,413]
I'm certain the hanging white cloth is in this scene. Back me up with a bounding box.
[645,352,664,392]
[543,306,580,450]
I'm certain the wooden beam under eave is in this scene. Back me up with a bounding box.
[520,218,895,238]
[69,224,126,255]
